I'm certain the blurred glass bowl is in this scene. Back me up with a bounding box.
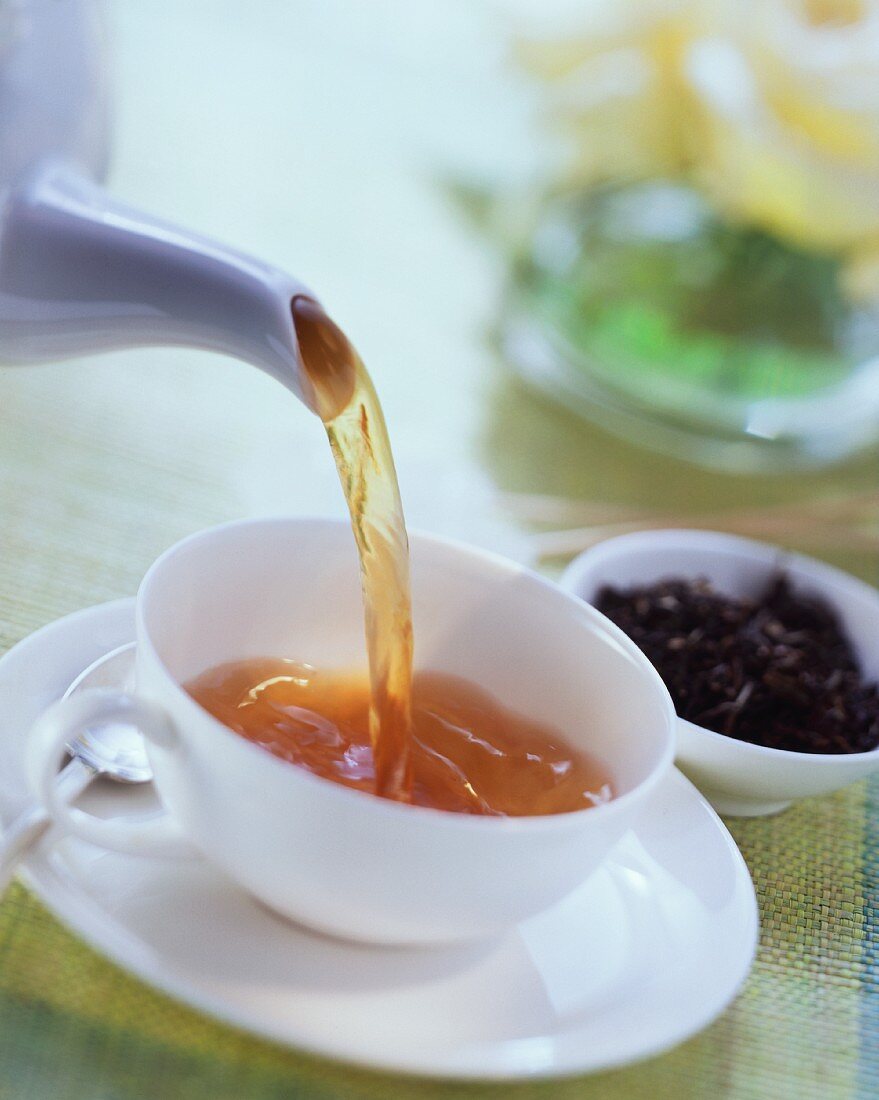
[499,181,879,472]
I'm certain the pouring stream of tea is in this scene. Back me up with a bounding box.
[291,296,414,801]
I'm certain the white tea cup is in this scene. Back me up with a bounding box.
[27,518,674,945]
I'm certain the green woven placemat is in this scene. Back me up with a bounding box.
[1,339,878,1099]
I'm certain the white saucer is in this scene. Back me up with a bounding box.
[0,599,758,1080]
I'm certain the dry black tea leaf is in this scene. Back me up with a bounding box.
[596,575,879,754]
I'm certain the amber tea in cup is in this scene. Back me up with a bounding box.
[186,660,613,816]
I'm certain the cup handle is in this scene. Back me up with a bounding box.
[25,689,196,858]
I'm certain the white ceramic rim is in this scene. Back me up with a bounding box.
[135,515,677,830]
[561,527,879,765]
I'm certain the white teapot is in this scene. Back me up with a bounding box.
[0,0,317,408]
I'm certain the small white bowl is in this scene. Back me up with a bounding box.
[561,529,879,817]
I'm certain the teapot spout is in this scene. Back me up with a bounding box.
[0,162,319,411]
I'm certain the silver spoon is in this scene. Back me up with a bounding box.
[0,642,148,893]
